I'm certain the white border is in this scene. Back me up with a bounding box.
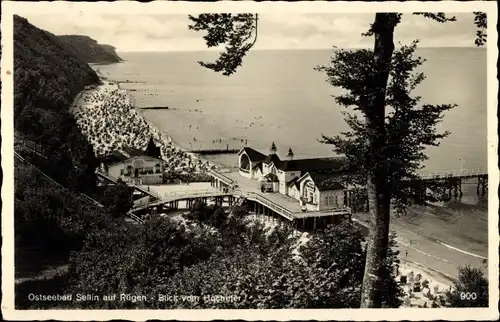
[1,1,498,321]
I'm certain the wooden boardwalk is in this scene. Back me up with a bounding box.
[416,168,487,180]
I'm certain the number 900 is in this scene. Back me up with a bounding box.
[460,292,477,300]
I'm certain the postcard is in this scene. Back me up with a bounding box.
[1,1,498,320]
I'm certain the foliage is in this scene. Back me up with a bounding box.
[66,216,217,309]
[380,232,404,307]
[102,181,133,218]
[14,15,100,193]
[446,265,489,307]
[184,200,229,228]
[65,199,402,309]
[188,13,258,76]
[316,41,456,214]
[301,223,403,308]
[473,12,487,46]
[14,163,109,252]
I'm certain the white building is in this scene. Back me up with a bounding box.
[238,143,349,212]
[101,147,165,185]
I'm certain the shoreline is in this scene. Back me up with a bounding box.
[93,68,201,162]
[70,77,221,173]
[129,89,215,168]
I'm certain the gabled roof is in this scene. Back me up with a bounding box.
[126,155,163,163]
[294,157,347,174]
[103,148,163,168]
[287,176,301,189]
[278,160,298,171]
[309,172,346,191]
[252,161,263,172]
[122,147,146,158]
[99,151,129,165]
[238,147,267,162]
[240,147,349,173]
[263,154,281,166]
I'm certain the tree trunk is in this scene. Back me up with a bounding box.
[360,13,396,308]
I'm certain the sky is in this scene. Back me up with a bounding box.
[22,13,480,52]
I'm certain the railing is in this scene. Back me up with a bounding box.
[15,138,49,159]
[236,191,294,221]
[208,169,235,184]
[332,207,352,215]
[132,184,162,200]
[14,152,104,209]
[293,206,352,219]
[163,189,213,197]
[417,168,487,180]
[127,213,144,224]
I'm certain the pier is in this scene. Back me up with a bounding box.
[125,167,352,231]
[140,106,171,110]
[129,166,489,228]
[188,148,240,155]
[414,168,488,198]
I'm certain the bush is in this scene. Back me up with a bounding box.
[102,181,133,218]
[66,217,217,308]
[446,265,488,307]
[15,163,108,252]
[65,205,403,309]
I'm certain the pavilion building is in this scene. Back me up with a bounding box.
[237,142,351,212]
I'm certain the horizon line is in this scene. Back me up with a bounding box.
[116,46,484,53]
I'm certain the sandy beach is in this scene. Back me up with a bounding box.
[70,79,220,173]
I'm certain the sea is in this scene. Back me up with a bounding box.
[95,48,489,258]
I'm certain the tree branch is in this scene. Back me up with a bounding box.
[188,13,259,76]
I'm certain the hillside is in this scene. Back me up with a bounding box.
[14,15,99,126]
[58,35,123,64]
[14,14,99,191]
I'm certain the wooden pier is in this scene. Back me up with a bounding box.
[189,148,240,155]
[415,168,488,199]
[140,106,170,110]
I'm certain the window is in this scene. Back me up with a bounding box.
[120,169,124,175]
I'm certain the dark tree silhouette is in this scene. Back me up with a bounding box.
[187,12,487,308]
[446,265,489,307]
[102,181,133,218]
